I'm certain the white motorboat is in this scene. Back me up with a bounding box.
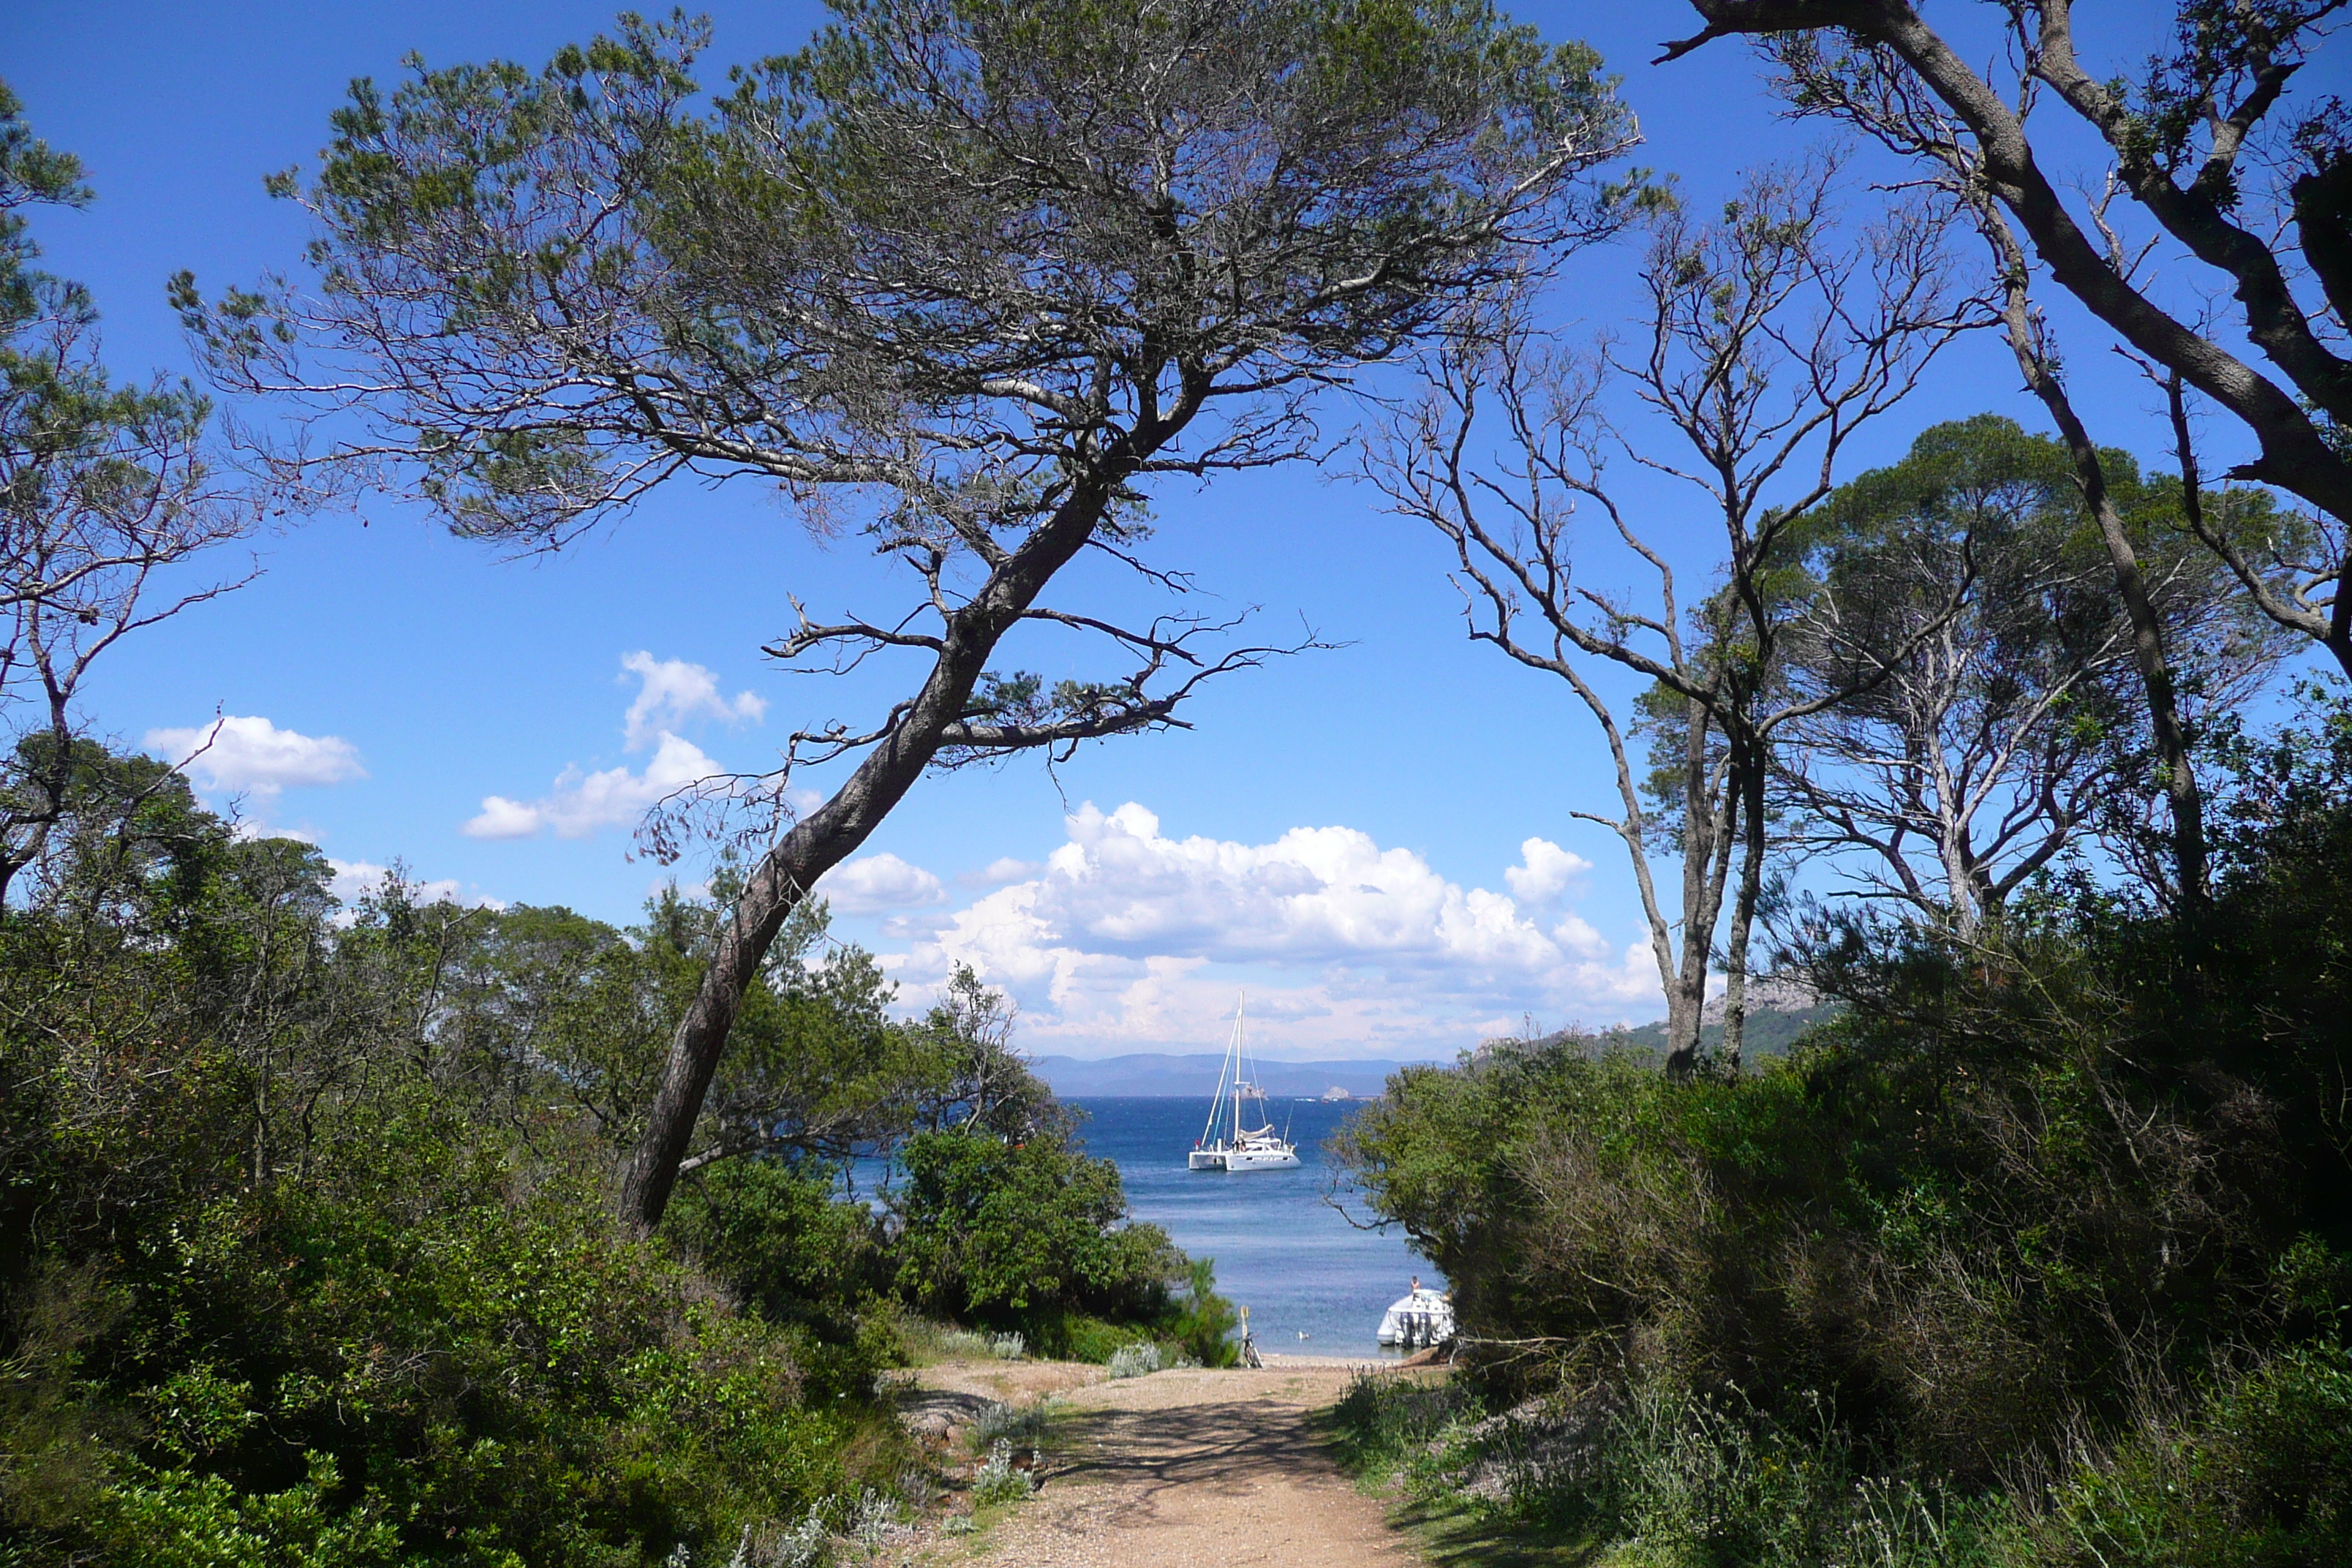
[1377,1287,1455,1349]
[1188,998,1300,1172]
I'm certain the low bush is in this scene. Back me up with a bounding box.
[1058,1315,1150,1365]
[2044,1342,2352,1567]
[969,1400,1055,1450]
[969,1441,1036,1508]
[1166,1259,1242,1369]
[1327,1371,1480,1484]
[0,1098,884,1568]
[1107,1343,1163,1379]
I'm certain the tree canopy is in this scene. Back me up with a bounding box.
[180,0,1643,1225]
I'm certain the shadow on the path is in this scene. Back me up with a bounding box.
[1044,1395,1341,1517]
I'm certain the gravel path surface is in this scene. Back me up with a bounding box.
[942,1362,1416,1568]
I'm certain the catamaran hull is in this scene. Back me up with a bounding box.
[1188,1147,1301,1171]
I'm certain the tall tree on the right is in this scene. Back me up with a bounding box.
[1365,160,1978,1072]
[1776,414,2288,932]
[1665,1,2352,681]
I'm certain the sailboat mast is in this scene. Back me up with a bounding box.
[1233,999,1246,1143]
[1200,1011,1233,1148]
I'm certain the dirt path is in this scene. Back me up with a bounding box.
[921,1357,1419,1568]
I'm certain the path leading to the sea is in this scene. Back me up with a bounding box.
[911,1357,1417,1567]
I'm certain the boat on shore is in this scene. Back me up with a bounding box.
[1377,1286,1454,1349]
[1188,999,1300,1172]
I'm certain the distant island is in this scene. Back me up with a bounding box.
[1030,1053,1439,1099]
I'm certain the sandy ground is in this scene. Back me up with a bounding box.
[914,1360,1420,1568]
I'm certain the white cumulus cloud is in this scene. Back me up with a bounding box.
[145,715,365,798]
[1504,837,1592,905]
[464,731,721,840]
[462,652,766,842]
[962,856,1044,887]
[816,852,950,915]
[878,803,1662,1058]
[620,651,766,750]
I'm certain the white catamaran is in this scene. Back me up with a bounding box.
[1188,999,1300,1172]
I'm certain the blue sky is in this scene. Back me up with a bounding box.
[4,1,2258,1058]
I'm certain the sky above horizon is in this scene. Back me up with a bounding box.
[4,1,2291,1059]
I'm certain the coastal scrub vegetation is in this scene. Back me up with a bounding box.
[5,0,2351,1561]
[1327,4,2352,1561]
[1333,696,2352,1560]
[0,745,1221,1567]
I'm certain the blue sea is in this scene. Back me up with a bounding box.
[1066,1096,1441,1357]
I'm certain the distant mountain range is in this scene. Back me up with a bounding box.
[1033,989,1838,1098]
[1030,1052,1437,1099]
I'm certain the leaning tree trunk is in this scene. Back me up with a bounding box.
[2015,388,2207,908]
[617,479,1117,1231]
[1990,248,2209,910]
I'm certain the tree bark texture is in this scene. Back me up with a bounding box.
[1989,241,2211,907]
[617,480,1112,1229]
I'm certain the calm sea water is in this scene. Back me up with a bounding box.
[1067,1096,1441,1357]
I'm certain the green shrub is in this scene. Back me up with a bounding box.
[663,1159,890,1335]
[1106,1343,1162,1379]
[2048,1342,2352,1567]
[1058,1315,1150,1365]
[969,1441,1035,1508]
[892,1127,1180,1339]
[1166,1259,1241,1369]
[1,1101,881,1567]
[95,1454,411,1568]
